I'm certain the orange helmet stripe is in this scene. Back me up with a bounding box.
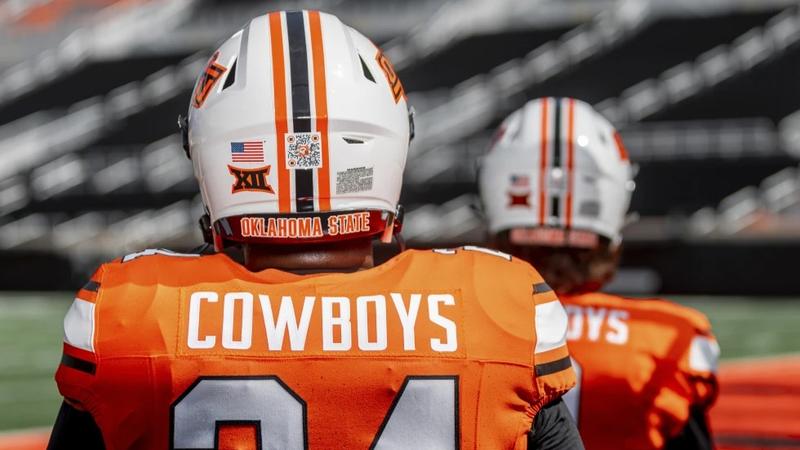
[565,98,576,229]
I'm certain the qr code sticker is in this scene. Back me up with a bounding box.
[285,132,322,169]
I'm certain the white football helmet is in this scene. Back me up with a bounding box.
[182,10,412,250]
[479,97,634,246]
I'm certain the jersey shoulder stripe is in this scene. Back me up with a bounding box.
[631,296,712,334]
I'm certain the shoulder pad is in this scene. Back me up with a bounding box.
[638,297,712,333]
[688,334,720,373]
[566,293,712,333]
[428,246,540,280]
[120,248,201,263]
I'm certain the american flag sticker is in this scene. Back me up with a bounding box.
[510,174,530,188]
[230,141,265,163]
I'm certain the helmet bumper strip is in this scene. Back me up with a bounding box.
[215,210,395,245]
[509,227,599,249]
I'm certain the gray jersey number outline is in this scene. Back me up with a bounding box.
[171,375,459,449]
[171,376,307,450]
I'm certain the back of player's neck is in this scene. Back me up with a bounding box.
[243,239,374,274]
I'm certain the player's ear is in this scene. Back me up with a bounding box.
[609,242,622,262]
[587,239,621,291]
[469,194,485,220]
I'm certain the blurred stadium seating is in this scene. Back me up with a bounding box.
[1,0,799,295]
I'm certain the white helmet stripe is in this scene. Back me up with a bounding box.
[268,12,292,212]
[308,10,332,212]
[286,10,315,212]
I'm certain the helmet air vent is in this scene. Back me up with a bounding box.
[343,136,365,144]
[358,54,376,83]
[222,58,237,90]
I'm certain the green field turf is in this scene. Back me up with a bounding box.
[0,293,798,432]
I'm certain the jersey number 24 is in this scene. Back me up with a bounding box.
[171,375,459,449]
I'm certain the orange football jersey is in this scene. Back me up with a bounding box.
[559,292,719,450]
[55,247,575,450]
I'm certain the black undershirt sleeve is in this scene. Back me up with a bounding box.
[528,398,585,450]
[47,401,105,450]
[664,405,714,450]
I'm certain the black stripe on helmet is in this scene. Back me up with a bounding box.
[286,11,315,213]
[551,97,562,220]
[552,97,562,169]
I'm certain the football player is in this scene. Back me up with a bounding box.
[47,12,583,449]
[479,97,719,450]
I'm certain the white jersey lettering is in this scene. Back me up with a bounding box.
[186,291,460,353]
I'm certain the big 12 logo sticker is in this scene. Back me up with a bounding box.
[228,165,275,194]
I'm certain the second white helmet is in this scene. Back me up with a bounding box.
[479,97,634,245]
[185,10,412,249]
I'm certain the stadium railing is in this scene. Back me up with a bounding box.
[597,6,800,124]
[407,0,799,156]
[385,0,618,70]
[409,0,652,154]
[688,163,800,237]
[0,0,197,107]
[0,195,203,255]
[0,54,205,182]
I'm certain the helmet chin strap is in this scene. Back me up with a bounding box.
[508,227,600,249]
[380,204,404,244]
[197,211,225,252]
[199,214,213,245]
[379,215,395,243]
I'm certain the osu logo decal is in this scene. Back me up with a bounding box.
[192,52,227,108]
[375,50,405,103]
[228,165,275,194]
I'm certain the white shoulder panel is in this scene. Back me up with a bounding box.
[64,298,96,353]
[534,300,568,354]
[689,335,720,373]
